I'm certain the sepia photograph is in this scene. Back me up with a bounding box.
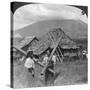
[11,2,88,88]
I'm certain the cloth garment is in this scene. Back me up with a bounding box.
[52,55,57,64]
[24,57,35,69]
[42,55,49,66]
[45,60,54,85]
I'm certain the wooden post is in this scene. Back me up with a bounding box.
[55,48,63,63]
[13,46,27,55]
[41,34,63,74]
[58,46,64,60]
[50,31,64,63]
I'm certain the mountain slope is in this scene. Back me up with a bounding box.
[15,19,87,39]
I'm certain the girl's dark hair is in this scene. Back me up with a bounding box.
[33,54,39,59]
[26,51,33,59]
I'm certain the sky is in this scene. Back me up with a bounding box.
[13,4,88,31]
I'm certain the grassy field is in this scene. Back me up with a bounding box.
[13,58,88,88]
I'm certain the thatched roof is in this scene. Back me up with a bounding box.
[61,44,79,49]
[15,36,38,49]
[29,27,78,55]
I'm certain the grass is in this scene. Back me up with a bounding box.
[13,58,88,88]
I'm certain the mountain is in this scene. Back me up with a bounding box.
[15,19,87,39]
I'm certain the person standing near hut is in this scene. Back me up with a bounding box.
[82,50,88,60]
[24,51,35,77]
[52,54,57,65]
[41,50,55,85]
[47,53,57,85]
[46,58,55,85]
[42,54,49,66]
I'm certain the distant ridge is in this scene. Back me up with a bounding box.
[15,19,87,39]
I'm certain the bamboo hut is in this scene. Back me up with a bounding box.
[28,27,80,62]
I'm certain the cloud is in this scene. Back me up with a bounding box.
[14,4,88,30]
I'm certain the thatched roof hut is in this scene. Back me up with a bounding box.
[14,36,39,50]
[29,27,79,55]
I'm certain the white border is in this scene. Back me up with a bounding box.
[0,0,89,90]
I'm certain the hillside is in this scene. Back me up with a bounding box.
[15,19,87,39]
